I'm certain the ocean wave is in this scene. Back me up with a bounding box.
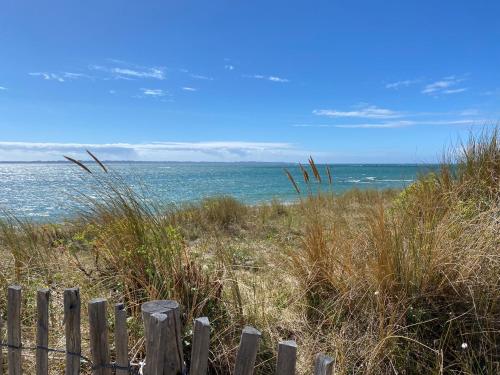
[346,179,372,184]
[379,179,413,182]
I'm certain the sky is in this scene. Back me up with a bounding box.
[0,0,499,163]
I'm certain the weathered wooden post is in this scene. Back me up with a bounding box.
[7,285,22,375]
[0,315,3,375]
[88,298,111,375]
[234,326,261,375]
[141,300,185,375]
[314,353,334,375]
[189,317,210,375]
[276,340,296,375]
[145,313,170,374]
[36,288,50,375]
[114,303,129,375]
[64,288,81,375]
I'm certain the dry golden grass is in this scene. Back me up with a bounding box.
[0,128,498,374]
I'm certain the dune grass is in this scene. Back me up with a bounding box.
[0,129,498,374]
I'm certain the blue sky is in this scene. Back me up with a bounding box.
[0,0,499,162]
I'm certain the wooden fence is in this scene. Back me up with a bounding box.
[0,285,335,375]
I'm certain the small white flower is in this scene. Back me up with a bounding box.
[374,291,379,296]
[139,360,146,374]
[461,342,468,349]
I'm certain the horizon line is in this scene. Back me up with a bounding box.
[0,160,441,165]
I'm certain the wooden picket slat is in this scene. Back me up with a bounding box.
[314,353,334,375]
[64,288,81,375]
[7,285,22,375]
[234,326,261,375]
[0,315,3,375]
[145,312,169,375]
[36,288,50,375]
[190,317,211,375]
[276,340,297,375]
[142,300,184,375]
[88,298,111,375]
[114,303,129,375]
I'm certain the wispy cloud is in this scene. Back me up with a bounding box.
[0,86,7,91]
[294,121,411,129]
[182,87,197,92]
[385,79,420,89]
[0,141,306,162]
[313,104,401,119]
[224,64,235,70]
[190,74,214,81]
[422,76,467,95]
[335,119,484,128]
[268,76,289,82]
[293,118,488,129]
[89,64,165,80]
[245,74,290,83]
[442,88,468,94]
[140,88,167,97]
[29,72,64,82]
[28,72,89,82]
[113,67,164,80]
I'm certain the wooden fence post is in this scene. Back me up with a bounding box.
[144,313,169,375]
[88,298,111,375]
[142,300,184,375]
[0,316,3,375]
[276,340,297,375]
[234,326,261,375]
[64,288,81,375]
[189,317,210,375]
[314,353,334,375]
[7,285,22,375]
[114,303,129,375]
[36,288,50,375]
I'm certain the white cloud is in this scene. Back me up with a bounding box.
[268,76,289,83]
[334,121,413,128]
[293,118,487,129]
[29,72,65,82]
[385,79,419,89]
[422,76,467,95]
[224,64,235,70]
[442,88,468,94]
[190,74,214,81]
[313,104,401,119]
[0,141,309,162]
[89,64,165,80]
[182,87,197,92]
[28,72,91,82]
[112,67,165,80]
[109,90,116,94]
[246,74,289,83]
[0,86,7,91]
[62,72,88,79]
[294,121,411,129]
[140,88,166,97]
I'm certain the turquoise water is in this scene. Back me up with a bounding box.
[0,162,436,221]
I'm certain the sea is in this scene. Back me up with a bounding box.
[0,162,437,221]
